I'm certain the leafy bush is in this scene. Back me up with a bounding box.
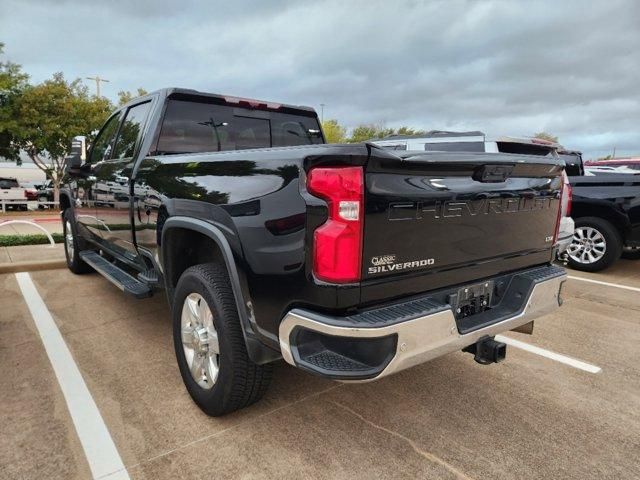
[0,233,64,247]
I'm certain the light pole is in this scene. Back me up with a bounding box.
[320,103,325,123]
[198,118,228,151]
[86,76,111,97]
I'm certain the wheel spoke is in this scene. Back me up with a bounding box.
[181,326,195,348]
[207,329,220,354]
[187,296,200,323]
[197,299,210,325]
[203,357,219,385]
[190,353,204,380]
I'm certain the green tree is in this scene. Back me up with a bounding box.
[118,88,148,106]
[12,73,113,201]
[321,119,346,143]
[533,131,559,143]
[347,124,395,143]
[396,126,426,136]
[0,43,29,163]
[345,123,425,143]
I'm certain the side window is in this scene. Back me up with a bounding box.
[157,100,271,153]
[113,101,152,159]
[156,99,324,154]
[89,113,122,163]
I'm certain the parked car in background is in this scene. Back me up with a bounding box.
[60,88,568,416]
[373,130,560,156]
[557,149,584,176]
[585,165,639,175]
[373,131,575,255]
[20,181,39,201]
[0,176,29,211]
[584,158,640,171]
[34,180,56,208]
[567,170,640,271]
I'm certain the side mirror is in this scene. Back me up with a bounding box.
[64,136,87,176]
[67,153,82,168]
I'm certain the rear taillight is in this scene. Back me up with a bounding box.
[562,171,572,217]
[554,171,572,243]
[307,166,364,283]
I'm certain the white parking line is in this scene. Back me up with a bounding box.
[567,275,640,293]
[495,334,601,374]
[15,272,130,480]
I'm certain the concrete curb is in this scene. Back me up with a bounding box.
[0,259,67,274]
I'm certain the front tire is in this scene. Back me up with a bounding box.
[567,217,622,272]
[173,263,272,416]
[62,209,93,274]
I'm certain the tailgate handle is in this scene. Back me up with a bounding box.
[474,164,514,183]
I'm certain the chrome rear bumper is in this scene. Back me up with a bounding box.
[279,266,566,381]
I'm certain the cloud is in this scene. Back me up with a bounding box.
[1,0,638,158]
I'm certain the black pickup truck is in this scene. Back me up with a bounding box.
[558,150,640,271]
[567,173,640,271]
[61,88,568,415]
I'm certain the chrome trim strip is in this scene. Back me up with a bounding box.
[279,273,566,381]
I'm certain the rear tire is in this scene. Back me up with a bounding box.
[173,263,272,416]
[62,209,94,274]
[567,217,622,272]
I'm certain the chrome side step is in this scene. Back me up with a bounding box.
[79,251,152,299]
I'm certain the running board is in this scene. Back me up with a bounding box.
[79,251,153,299]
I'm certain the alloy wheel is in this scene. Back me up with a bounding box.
[180,293,220,389]
[65,220,75,260]
[567,226,606,264]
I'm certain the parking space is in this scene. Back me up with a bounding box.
[0,274,92,479]
[2,262,640,479]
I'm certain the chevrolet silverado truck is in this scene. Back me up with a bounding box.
[61,88,568,416]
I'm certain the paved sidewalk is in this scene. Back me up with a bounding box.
[2,243,64,262]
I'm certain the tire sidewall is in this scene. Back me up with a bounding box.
[172,268,239,414]
[568,217,622,272]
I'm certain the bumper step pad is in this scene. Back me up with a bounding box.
[304,351,372,372]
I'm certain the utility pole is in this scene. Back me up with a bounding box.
[86,75,110,97]
[320,103,325,123]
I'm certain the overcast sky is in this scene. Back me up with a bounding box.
[1,0,638,159]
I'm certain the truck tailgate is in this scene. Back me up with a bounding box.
[361,149,563,304]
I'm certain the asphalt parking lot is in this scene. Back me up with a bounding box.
[1,261,640,480]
